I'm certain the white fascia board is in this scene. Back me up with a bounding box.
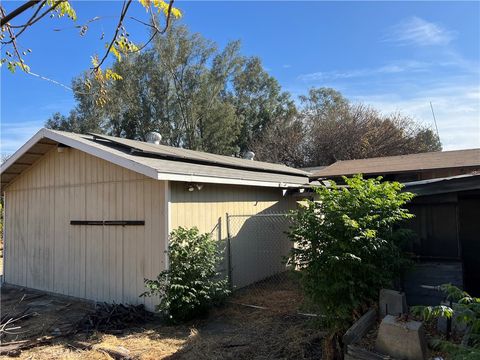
[0,128,46,174]
[156,171,306,188]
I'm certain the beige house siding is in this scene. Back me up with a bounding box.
[170,182,298,288]
[4,148,167,309]
[170,182,297,240]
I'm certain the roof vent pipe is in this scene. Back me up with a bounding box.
[243,151,255,161]
[146,132,162,145]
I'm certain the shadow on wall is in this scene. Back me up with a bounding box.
[225,204,295,290]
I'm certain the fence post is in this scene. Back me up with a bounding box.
[226,213,233,290]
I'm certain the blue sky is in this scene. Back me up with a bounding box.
[1,1,479,155]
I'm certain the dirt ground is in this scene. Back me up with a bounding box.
[0,275,324,359]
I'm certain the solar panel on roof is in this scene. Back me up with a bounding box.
[89,133,307,176]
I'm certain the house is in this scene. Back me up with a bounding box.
[402,174,480,304]
[311,148,480,182]
[0,129,309,309]
[311,150,480,303]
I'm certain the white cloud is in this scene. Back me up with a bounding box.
[383,16,455,46]
[1,121,43,156]
[282,64,292,69]
[298,61,431,82]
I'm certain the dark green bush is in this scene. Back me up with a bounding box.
[288,175,414,356]
[142,227,229,322]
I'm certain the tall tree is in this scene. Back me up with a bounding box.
[47,24,298,156]
[302,88,442,166]
[250,116,306,168]
[231,57,296,152]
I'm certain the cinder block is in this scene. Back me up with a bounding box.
[379,289,408,318]
[437,302,468,335]
[375,315,428,360]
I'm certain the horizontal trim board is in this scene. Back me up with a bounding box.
[70,220,145,226]
[156,171,305,188]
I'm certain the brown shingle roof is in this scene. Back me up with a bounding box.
[311,148,480,178]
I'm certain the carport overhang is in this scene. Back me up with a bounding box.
[403,173,480,196]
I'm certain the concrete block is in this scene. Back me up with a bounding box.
[375,315,428,360]
[437,302,468,335]
[379,289,408,318]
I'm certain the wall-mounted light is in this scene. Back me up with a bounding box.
[186,183,204,192]
[57,144,69,153]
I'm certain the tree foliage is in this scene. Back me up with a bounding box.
[300,88,442,166]
[231,57,297,152]
[46,24,293,155]
[412,284,480,349]
[250,116,306,167]
[44,24,441,163]
[288,175,415,355]
[142,227,229,323]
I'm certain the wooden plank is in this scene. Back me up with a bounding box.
[346,345,392,360]
[343,308,377,346]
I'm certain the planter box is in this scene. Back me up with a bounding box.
[344,309,392,360]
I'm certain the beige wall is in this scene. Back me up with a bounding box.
[4,148,167,309]
[170,182,298,289]
[170,182,297,240]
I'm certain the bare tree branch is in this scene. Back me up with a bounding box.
[93,0,132,72]
[0,0,41,27]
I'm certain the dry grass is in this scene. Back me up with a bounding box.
[2,274,325,359]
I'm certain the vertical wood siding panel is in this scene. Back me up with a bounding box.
[14,190,21,285]
[115,179,123,302]
[21,189,27,286]
[48,170,55,292]
[144,180,153,309]
[54,186,65,293]
[135,180,144,304]
[122,176,135,303]
[14,190,20,285]
[85,183,94,300]
[28,176,36,288]
[25,188,34,288]
[5,192,13,284]
[3,192,9,282]
[104,176,117,302]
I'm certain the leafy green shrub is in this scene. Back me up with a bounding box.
[412,284,480,349]
[288,175,414,355]
[429,339,480,360]
[142,227,229,322]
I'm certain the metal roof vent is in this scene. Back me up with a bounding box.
[146,132,162,145]
[243,151,255,161]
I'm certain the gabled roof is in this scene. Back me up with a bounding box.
[1,129,309,190]
[311,148,480,178]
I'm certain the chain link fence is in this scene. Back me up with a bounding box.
[225,213,295,294]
